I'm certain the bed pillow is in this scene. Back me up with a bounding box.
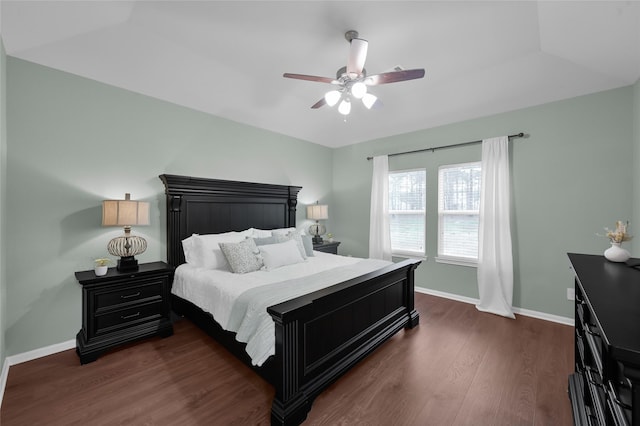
[237,228,256,238]
[182,234,199,264]
[219,238,263,273]
[251,227,297,238]
[259,239,305,270]
[251,228,274,238]
[194,232,246,270]
[271,227,296,236]
[252,235,277,246]
[274,230,307,259]
[300,234,314,257]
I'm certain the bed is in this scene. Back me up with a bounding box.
[159,174,421,425]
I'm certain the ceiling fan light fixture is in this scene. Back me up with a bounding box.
[362,93,378,109]
[324,90,341,107]
[351,81,367,99]
[338,99,351,115]
[283,30,424,116]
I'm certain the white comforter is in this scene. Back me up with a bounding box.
[172,252,391,366]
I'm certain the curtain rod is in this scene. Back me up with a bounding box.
[366,132,526,161]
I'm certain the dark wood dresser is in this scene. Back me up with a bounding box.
[75,261,174,364]
[568,253,640,425]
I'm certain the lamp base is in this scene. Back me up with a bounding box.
[312,236,323,244]
[117,256,139,272]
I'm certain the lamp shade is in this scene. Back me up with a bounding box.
[307,204,328,220]
[102,193,150,227]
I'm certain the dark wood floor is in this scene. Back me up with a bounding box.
[1,293,574,425]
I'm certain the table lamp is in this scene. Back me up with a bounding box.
[307,203,328,244]
[102,193,150,272]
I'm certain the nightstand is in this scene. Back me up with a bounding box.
[313,240,341,254]
[75,261,174,364]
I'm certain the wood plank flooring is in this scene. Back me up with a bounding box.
[0,294,574,425]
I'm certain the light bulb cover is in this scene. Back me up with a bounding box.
[362,93,378,109]
[324,90,341,107]
[351,82,367,99]
[338,99,351,115]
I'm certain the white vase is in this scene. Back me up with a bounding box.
[604,242,630,262]
[94,265,108,276]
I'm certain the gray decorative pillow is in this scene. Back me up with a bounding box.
[274,230,307,259]
[219,238,263,273]
[300,234,314,257]
[252,236,277,246]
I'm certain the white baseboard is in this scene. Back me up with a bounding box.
[415,287,574,326]
[0,339,75,408]
[5,339,75,366]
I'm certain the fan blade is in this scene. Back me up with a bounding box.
[365,68,425,85]
[346,38,368,77]
[283,73,336,84]
[311,98,327,109]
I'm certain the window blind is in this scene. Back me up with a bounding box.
[438,162,481,260]
[389,170,426,255]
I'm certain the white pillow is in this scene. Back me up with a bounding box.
[251,227,296,238]
[271,227,296,236]
[259,240,305,270]
[237,228,255,238]
[194,232,246,270]
[274,230,307,259]
[251,228,273,238]
[182,234,199,264]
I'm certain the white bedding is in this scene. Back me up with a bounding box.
[172,251,392,366]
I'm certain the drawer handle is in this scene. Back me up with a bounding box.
[120,292,141,299]
[120,312,140,320]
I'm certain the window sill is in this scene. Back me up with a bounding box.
[435,256,477,268]
[392,253,427,261]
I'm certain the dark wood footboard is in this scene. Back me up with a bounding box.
[267,258,421,425]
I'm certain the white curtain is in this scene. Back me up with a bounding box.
[369,155,392,260]
[476,136,515,319]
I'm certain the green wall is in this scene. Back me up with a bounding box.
[333,87,634,319]
[3,55,638,356]
[5,58,333,356]
[1,39,7,368]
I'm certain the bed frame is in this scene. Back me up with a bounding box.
[159,174,421,425]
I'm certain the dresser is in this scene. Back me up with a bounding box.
[568,253,640,425]
[75,261,174,364]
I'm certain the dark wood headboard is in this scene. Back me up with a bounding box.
[159,174,302,267]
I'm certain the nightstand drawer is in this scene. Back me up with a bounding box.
[94,279,164,311]
[95,300,163,336]
[313,241,340,254]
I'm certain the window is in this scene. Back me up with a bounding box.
[388,169,426,256]
[437,162,481,265]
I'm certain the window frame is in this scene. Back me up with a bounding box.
[436,161,481,267]
[388,168,427,258]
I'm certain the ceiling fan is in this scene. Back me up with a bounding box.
[283,30,425,115]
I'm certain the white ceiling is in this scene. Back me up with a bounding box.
[2,1,639,148]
